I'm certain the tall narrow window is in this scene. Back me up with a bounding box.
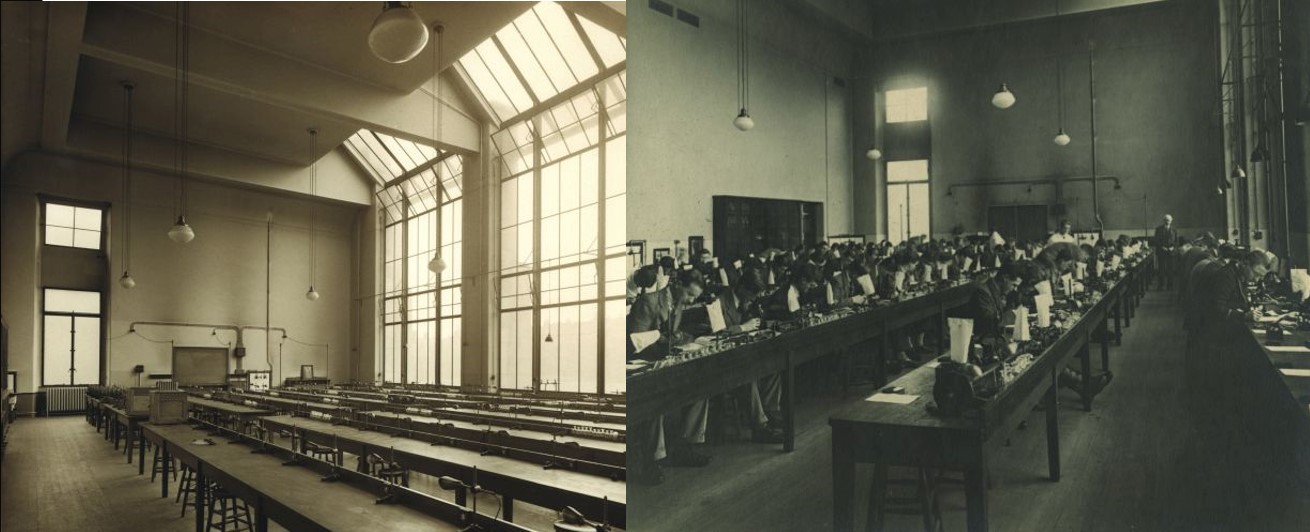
[886,160,931,243]
[42,289,102,386]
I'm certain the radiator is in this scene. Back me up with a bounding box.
[41,386,87,415]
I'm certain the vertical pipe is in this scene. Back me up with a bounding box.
[1089,42,1103,235]
[267,211,273,384]
[1274,0,1293,264]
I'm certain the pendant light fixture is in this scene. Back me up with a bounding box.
[119,81,137,290]
[305,128,320,302]
[992,83,1016,109]
[1231,164,1246,179]
[427,25,449,274]
[368,2,429,64]
[866,147,882,161]
[1052,0,1071,146]
[169,2,195,244]
[733,0,754,131]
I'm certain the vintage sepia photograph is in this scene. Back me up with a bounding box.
[2,2,626,531]
[624,0,1308,531]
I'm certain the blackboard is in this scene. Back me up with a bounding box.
[713,196,824,262]
[172,347,229,386]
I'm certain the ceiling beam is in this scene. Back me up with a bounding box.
[80,4,481,154]
[40,1,86,151]
[65,118,373,206]
[559,2,627,37]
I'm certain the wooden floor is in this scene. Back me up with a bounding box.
[628,290,1310,531]
[0,417,556,531]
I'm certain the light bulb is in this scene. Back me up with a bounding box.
[1054,129,1071,146]
[368,2,430,63]
[306,286,320,301]
[992,83,1016,109]
[733,109,755,131]
[168,215,195,243]
[119,272,135,289]
[866,147,882,160]
[428,256,447,273]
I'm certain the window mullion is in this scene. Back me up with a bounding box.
[531,115,544,393]
[492,35,541,107]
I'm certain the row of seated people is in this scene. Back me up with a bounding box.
[626,233,1146,484]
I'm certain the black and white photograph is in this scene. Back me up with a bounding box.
[624,0,1308,531]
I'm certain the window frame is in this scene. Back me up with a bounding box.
[884,87,929,124]
[40,197,108,251]
[39,287,104,387]
[885,159,932,243]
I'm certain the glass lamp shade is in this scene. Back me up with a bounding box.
[733,109,755,131]
[168,215,195,243]
[1231,165,1246,179]
[368,3,430,64]
[992,84,1016,109]
[119,272,136,289]
[866,147,882,160]
[306,286,320,301]
[428,255,447,274]
[1054,129,1071,146]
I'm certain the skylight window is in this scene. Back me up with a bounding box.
[343,129,443,187]
[457,2,625,125]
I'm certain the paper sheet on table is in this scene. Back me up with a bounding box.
[857,274,875,296]
[1096,261,1105,276]
[1035,295,1054,327]
[963,257,974,272]
[948,318,973,363]
[1035,280,1052,297]
[787,285,801,312]
[706,299,727,333]
[866,393,920,405]
[938,263,949,280]
[1014,306,1031,341]
[768,269,776,286]
[1258,313,1292,324]
[994,256,1001,269]
[1279,368,1310,377]
[826,283,835,305]
[925,360,941,368]
[629,330,661,353]
[1268,345,1310,354]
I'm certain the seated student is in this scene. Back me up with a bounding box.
[711,270,785,444]
[627,272,712,483]
[957,261,1026,340]
[1189,249,1269,403]
[626,264,660,301]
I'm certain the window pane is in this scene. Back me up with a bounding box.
[73,229,101,250]
[46,204,76,228]
[45,226,74,247]
[74,207,102,231]
[43,315,71,386]
[460,53,517,122]
[45,289,100,314]
[908,182,931,240]
[72,316,100,386]
[536,5,599,82]
[475,41,534,115]
[578,16,625,68]
[887,160,929,183]
[886,87,928,123]
[497,25,559,102]
[604,298,625,394]
[887,184,909,244]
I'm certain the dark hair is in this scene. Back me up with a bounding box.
[658,256,675,270]
[633,265,658,289]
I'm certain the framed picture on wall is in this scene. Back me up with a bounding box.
[300,365,314,379]
[653,248,671,262]
[688,236,705,256]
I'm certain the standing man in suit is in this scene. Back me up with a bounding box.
[1152,214,1179,290]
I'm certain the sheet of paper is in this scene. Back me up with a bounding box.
[825,283,835,305]
[1267,345,1310,354]
[787,285,801,312]
[719,268,730,286]
[857,274,875,295]
[629,330,661,353]
[925,360,941,368]
[866,393,920,405]
[1251,329,1266,335]
[706,299,727,333]
[1279,368,1310,377]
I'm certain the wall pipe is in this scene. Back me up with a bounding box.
[945,175,1122,195]
[127,321,289,357]
[1089,42,1104,235]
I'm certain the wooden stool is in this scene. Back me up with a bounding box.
[303,442,338,465]
[206,487,254,532]
[868,464,944,532]
[150,444,177,482]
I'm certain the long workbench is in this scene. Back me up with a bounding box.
[140,421,526,532]
[829,256,1151,532]
[257,413,627,528]
[628,277,984,452]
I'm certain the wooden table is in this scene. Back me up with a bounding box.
[257,414,627,528]
[140,422,503,532]
[187,396,273,431]
[829,258,1150,532]
[629,280,982,452]
[103,404,149,467]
